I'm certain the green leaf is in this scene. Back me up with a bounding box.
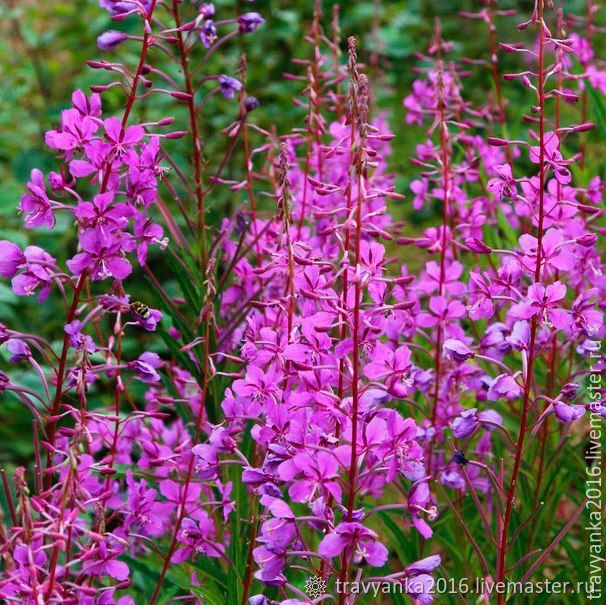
[587,85,606,142]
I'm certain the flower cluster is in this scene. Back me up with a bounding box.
[0,1,604,605]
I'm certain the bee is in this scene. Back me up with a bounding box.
[130,301,151,319]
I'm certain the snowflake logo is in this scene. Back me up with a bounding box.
[305,575,327,599]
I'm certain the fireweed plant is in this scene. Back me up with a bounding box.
[0,1,604,604]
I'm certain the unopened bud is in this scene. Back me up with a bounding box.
[165,131,188,139]
[574,122,595,132]
[465,237,492,254]
[170,91,193,101]
[578,203,601,214]
[487,137,509,147]
[576,233,598,246]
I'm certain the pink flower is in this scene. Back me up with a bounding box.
[488,374,521,400]
[19,169,55,229]
[487,163,517,199]
[510,282,572,332]
[528,131,572,184]
[318,522,388,567]
[518,229,576,273]
[0,241,25,278]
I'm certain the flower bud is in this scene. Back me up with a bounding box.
[576,233,598,247]
[97,30,128,51]
[574,122,595,132]
[238,12,265,33]
[165,131,188,139]
[487,137,509,146]
[245,96,260,112]
[0,241,25,278]
[560,382,580,401]
[578,203,601,214]
[170,91,193,101]
[465,237,492,254]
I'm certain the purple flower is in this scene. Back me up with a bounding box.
[131,305,163,332]
[553,400,585,424]
[45,109,98,154]
[5,339,31,363]
[11,246,56,302]
[97,30,128,51]
[80,536,129,581]
[99,0,152,16]
[0,241,25,278]
[218,75,242,99]
[364,342,413,397]
[71,89,102,118]
[123,472,171,537]
[245,96,260,112]
[128,352,162,383]
[67,229,132,281]
[451,408,503,438]
[172,516,225,562]
[133,215,167,265]
[509,321,530,350]
[468,272,496,320]
[451,409,479,438]
[571,290,603,337]
[410,178,428,210]
[19,169,55,229]
[529,131,572,184]
[560,383,580,401]
[487,163,517,199]
[199,3,215,18]
[253,545,288,583]
[238,12,265,33]
[278,451,341,503]
[406,574,436,605]
[488,374,522,400]
[318,522,388,567]
[443,339,474,363]
[253,517,296,581]
[103,117,144,161]
[65,321,95,353]
[73,192,130,239]
[404,555,441,604]
[511,282,572,332]
[519,229,575,273]
[200,19,217,48]
[408,480,436,539]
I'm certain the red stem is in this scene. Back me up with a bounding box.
[496,4,547,598]
[171,0,207,264]
[427,18,450,477]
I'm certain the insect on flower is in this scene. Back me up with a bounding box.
[453,449,469,467]
[130,301,151,320]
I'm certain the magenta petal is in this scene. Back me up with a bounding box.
[107,257,132,280]
[413,515,433,539]
[288,479,312,503]
[318,533,348,558]
[66,252,91,276]
[105,560,129,581]
[364,541,388,567]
